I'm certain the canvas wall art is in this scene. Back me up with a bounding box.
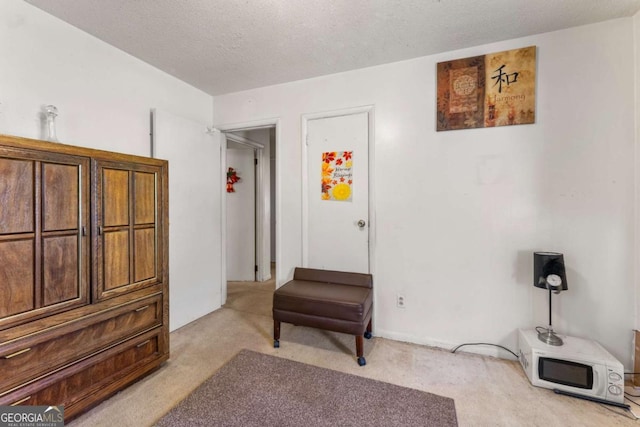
[437,46,536,131]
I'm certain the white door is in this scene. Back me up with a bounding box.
[305,111,369,273]
[152,109,221,331]
[226,145,256,281]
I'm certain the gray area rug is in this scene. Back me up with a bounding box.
[155,349,457,427]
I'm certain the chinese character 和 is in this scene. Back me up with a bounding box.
[491,64,519,93]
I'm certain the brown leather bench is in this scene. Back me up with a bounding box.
[272,267,373,366]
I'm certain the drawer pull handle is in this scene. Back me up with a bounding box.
[3,348,31,359]
[11,396,31,406]
[135,305,150,313]
[136,340,151,348]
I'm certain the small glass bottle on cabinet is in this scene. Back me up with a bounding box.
[45,104,59,142]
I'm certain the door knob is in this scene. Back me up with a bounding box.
[357,220,366,228]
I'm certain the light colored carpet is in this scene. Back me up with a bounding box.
[68,273,637,426]
[154,349,457,426]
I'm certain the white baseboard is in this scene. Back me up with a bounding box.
[374,328,519,360]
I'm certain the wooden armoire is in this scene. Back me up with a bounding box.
[0,134,169,420]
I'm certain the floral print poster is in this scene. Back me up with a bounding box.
[321,151,353,202]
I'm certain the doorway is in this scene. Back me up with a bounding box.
[219,123,277,306]
[302,106,374,274]
[225,138,257,281]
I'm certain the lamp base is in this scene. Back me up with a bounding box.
[537,328,563,346]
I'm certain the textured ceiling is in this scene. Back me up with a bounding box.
[25,0,640,96]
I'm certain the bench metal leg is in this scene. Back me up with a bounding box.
[274,320,280,348]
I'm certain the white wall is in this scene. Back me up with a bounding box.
[226,145,256,281]
[635,11,640,341]
[270,129,277,262]
[244,128,274,278]
[1,1,216,331]
[213,18,636,367]
[0,0,212,155]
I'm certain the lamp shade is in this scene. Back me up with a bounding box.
[533,252,568,291]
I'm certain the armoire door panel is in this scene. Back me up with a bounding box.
[94,160,164,301]
[0,158,34,234]
[0,239,35,318]
[43,235,79,306]
[104,230,130,290]
[134,172,156,225]
[42,163,79,232]
[134,228,156,282]
[0,146,88,329]
[102,169,130,227]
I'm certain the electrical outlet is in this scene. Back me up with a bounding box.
[396,293,406,309]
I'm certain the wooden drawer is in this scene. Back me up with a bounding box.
[0,329,165,419]
[0,294,162,393]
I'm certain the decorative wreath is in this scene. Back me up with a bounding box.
[226,167,240,193]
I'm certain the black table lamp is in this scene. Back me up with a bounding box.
[534,252,568,346]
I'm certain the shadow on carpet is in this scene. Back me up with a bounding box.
[154,349,457,426]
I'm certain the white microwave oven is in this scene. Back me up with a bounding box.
[517,329,624,403]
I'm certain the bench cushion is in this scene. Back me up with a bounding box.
[293,267,372,289]
[273,279,372,322]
